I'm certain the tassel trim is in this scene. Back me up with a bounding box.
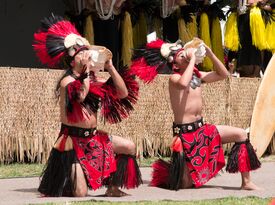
[226,139,261,173]
[150,151,186,190]
[67,67,139,124]
[100,68,139,124]
[110,154,142,189]
[150,159,170,188]
[65,69,90,123]
[168,152,185,190]
[38,148,76,197]
[130,39,169,84]
[65,79,86,123]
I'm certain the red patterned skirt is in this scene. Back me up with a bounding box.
[151,119,225,189]
[71,130,116,190]
[38,124,116,196]
[179,124,225,187]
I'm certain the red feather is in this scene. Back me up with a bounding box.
[150,159,170,188]
[146,39,165,49]
[48,20,80,37]
[33,19,81,68]
[130,58,158,83]
[126,157,138,189]
[33,32,52,66]
[66,80,86,123]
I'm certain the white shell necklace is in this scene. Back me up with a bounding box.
[161,0,176,18]
[95,0,116,20]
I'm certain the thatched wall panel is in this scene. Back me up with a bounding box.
[228,77,261,128]
[0,67,266,163]
[0,68,62,162]
[201,79,229,125]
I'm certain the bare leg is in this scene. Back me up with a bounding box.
[111,135,136,155]
[181,162,193,189]
[216,125,247,144]
[216,125,261,190]
[71,163,88,197]
[105,135,136,197]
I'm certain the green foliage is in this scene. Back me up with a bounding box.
[0,155,273,178]
[0,163,43,178]
[31,197,271,205]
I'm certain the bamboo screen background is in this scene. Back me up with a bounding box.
[0,67,273,163]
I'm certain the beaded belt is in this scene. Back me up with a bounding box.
[173,118,204,135]
[61,123,97,138]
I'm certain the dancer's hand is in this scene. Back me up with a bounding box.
[80,50,95,72]
[203,44,213,57]
[104,59,115,72]
[185,47,197,62]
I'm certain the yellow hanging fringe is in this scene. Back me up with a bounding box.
[187,15,198,38]
[211,17,224,64]
[84,15,94,45]
[178,18,192,43]
[250,6,267,50]
[121,11,134,66]
[224,12,239,51]
[133,23,139,49]
[133,12,147,48]
[153,17,162,39]
[266,10,275,51]
[199,12,213,71]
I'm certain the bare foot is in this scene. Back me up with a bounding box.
[241,182,263,191]
[105,186,130,197]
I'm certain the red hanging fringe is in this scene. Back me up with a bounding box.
[66,80,86,123]
[100,68,139,124]
[126,157,138,188]
[111,154,142,189]
[226,139,261,173]
[150,159,170,188]
[238,143,251,172]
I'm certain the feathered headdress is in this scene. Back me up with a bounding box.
[33,14,90,68]
[130,39,184,83]
[130,38,206,83]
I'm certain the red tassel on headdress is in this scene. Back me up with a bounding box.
[33,32,57,67]
[131,39,168,84]
[146,39,165,49]
[33,15,83,68]
[47,20,79,37]
[130,58,158,83]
